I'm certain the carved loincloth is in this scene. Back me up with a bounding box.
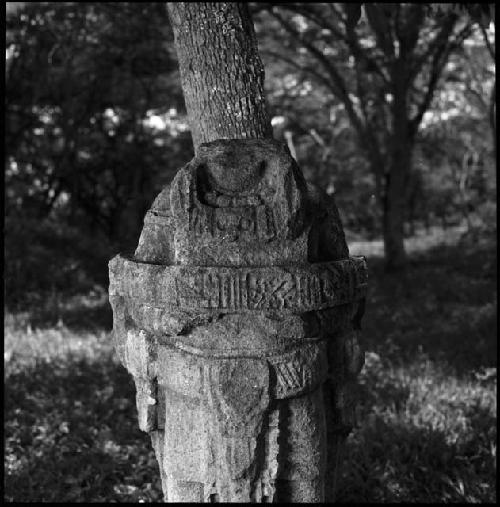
[157,339,328,501]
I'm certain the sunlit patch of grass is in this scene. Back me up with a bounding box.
[5,286,113,333]
[4,324,163,503]
[337,226,497,503]
[338,352,496,502]
[4,323,110,366]
[348,224,468,258]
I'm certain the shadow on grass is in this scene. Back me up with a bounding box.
[338,409,496,503]
[5,355,163,502]
[362,239,497,374]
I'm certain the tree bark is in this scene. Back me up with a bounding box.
[383,172,408,270]
[367,143,410,272]
[167,2,273,152]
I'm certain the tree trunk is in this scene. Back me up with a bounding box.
[166,2,273,151]
[383,174,408,270]
[371,152,407,271]
[384,67,410,271]
[383,137,411,270]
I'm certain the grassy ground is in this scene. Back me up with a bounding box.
[4,227,497,502]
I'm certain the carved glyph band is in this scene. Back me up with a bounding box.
[109,255,368,313]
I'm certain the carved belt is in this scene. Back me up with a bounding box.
[109,255,368,313]
[158,340,328,403]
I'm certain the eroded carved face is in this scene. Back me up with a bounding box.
[194,139,296,197]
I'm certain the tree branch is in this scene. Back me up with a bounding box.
[409,22,472,137]
[363,4,395,59]
[278,3,391,84]
[408,15,457,84]
[260,49,333,92]
[268,8,366,136]
[479,24,495,60]
[395,4,424,54]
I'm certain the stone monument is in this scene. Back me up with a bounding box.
[109,139,367,502]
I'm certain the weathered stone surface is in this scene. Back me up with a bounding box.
[110,256,366,313]
[109,139,367,502]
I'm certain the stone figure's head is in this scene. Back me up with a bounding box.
[170,138,309,235]
[136,139,318,266]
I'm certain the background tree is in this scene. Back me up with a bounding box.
[254,3,478,270]
[430,4,496,155]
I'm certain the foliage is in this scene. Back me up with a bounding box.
[5,2,194,308]
[416,119,495,232]
[4,325,162,503]
[4,230,496,502]
[429,3,495,29]
[5,2,192,251]
[254,3,494,269]
[4,217,110,311]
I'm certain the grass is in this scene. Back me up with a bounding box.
[4,227,497,502]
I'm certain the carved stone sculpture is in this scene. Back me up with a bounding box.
[109,139,367,502]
